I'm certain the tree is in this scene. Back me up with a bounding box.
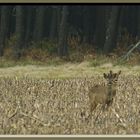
[126,6,138,37]
[0,6,11,56]
[137,7,140,38]
[58,6,69,57]
[103,6,121,54]
[82,6,91,43]
[94,6,108,52]
[14,6,25,59]
[33,6,46,42]
[49,7,58,41]
[24,6,33,47]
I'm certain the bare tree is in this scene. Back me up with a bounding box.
[33,6,46,42]
[94,6,108,52]
[24,6,33,47]
[103,6,121,54]
[14,6,25,59]
[49,7,58,41]
[0,6,11,56]
[58,6,69,57]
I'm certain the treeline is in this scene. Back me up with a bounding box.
[0,5,140,59]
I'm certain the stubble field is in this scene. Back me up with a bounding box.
[0,62,140,135]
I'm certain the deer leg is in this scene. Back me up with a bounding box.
[86,103,97,122]
[90,103,98,115]
[90,103,96,112]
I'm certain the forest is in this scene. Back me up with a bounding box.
[0,5,140,62]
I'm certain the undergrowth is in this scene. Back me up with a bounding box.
[1,33,140,68]
[0,51,140,69]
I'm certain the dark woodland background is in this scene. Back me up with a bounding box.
[0,5,139,61]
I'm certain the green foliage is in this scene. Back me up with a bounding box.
[91,59,101,67]
[69,51,84,62]
[30,39,57,55]
[4,35,17,58]
[0,58,16,68]
[2,32,140,68]
[90,55,113,67]
[23,40,58,62]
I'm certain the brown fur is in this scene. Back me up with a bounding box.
[88,70,121,115]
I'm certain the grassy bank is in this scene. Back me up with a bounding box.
[0,60,140,78]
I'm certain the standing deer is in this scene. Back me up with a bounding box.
[88,70,121,119]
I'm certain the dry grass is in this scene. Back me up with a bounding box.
[0,62,140,134]
[0,61,140,79]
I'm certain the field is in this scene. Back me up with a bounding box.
[0,61,140,134]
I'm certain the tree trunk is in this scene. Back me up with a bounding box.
[14,6,24,59]
[25,7,33,47]
[58,6,69,57]
[49,7,57,41]
[103,6,121,54]
[56,6,61,42]
[127,6,138,37]
[0,6,11,56]
[82,6,91,43]
[33,6,46,42]
[94,6,108,52]
[137,7,140,39]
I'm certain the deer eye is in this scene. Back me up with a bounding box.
[114,79,118,82]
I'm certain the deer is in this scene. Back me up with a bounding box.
[87,70,122,122]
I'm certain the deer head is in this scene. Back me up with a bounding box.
[103,70,121,107]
